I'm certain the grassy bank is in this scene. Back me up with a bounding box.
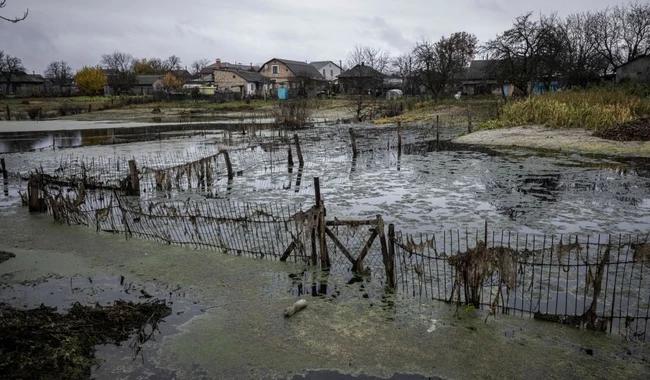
[481,86,650,131]
[373,97,499,126]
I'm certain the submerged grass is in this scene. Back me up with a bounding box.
[481,86,650,131]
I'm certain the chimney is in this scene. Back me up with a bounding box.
[216,59,221,70]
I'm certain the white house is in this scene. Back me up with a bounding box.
[310,61,342,82]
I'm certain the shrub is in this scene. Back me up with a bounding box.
[272,99,311,129]
[26,107,41,120]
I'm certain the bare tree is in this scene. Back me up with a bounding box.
[0,51,24,94]
[557,12,607,87]
[45,61,73,93]
[191,58,210,78]
[346,45,391,73]
[101,51,136,94]
[591,2,650,72]
[0,0,27,23]
[164,55,182,71]
[392,53,418,95]
[414,32,477,100]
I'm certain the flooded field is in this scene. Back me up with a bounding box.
[2,122,650,236]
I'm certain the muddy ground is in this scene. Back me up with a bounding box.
[454,125,650,157]
[0,201,649,379]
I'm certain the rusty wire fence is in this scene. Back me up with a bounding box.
[393,230,650,341]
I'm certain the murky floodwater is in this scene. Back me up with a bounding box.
[2,123,650,236]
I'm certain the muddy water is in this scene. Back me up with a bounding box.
[2,123,650,236]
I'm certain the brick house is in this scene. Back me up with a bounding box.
[213,66,270,98]
[258,58,326,97]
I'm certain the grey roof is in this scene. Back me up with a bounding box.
[2,71,45,84]
[310,61,341,71]
[220,68,269,83]
[135,75,163,86]
[201,62,259,75]
[465,60,498,81]
[338,64,385,78]
[617,55,649,69]
[263,58,326,80]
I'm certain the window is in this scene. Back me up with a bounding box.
[330,70,333,77]
[272,65,279,74]
[323,69,326,76]
[233,75,236,78]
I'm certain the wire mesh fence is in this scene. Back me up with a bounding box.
[393,230,650,341]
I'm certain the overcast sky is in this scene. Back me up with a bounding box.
[0,0,631,73]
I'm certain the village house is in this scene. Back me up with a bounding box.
[258,58,326,97]
[213,66,270,98]
[616,55,650,84]
[462,60,516,97]
[338,63,386,95]
[0,71,45,95]
[309,61,342,82]
[134,75,163,95]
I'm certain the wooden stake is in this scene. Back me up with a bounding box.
[314,177,321,206]
[287,146,294,168]
[5,104,10,120]
[220,150,234,180]
[28,175,41,212]
[293,134,304,167]
[467,103,472,133]
[0,158,7,181]
[377,215,392,287]
[128,159,140,195]
[436,115,440,143]
[397,122,402,157]
[387,224,396,289]
[349,128,358,158]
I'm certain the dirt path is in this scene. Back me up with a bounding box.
[0,203,649,379]
[454,125,650,157]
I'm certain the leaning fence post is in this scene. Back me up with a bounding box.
[0,158,7,181]
[349,128,358,158]
[397,122,402,157]
[128,159,140,195]
[220,149,234,180]
[377,215,392,289]
[293,134,304,167]
[314,177,330,270]
[387,223,396,289]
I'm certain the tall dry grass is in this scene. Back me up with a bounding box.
[483,86,650,130]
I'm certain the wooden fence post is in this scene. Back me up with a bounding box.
[220,149,234,180]
[387,223,396,289]
[287,146,294,168]
[436,115,440,144]
[5,104,10,121]
[349,128,358,158]
[293,134,304,167]
[467,103,472,134]
[314,177,330,270]
[128,159,140,195]
[28,175,42,212]
[377,215,393,288]
[397,122,402,157]
[0,158,7,181]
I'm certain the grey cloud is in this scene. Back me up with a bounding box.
[0,0,628,73]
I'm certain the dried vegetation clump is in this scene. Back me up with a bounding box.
[0,300,171,380]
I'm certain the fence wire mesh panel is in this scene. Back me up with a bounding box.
[393,230,650,341]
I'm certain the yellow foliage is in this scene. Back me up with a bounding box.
[162,73,182,90]
[74,66,107,95]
